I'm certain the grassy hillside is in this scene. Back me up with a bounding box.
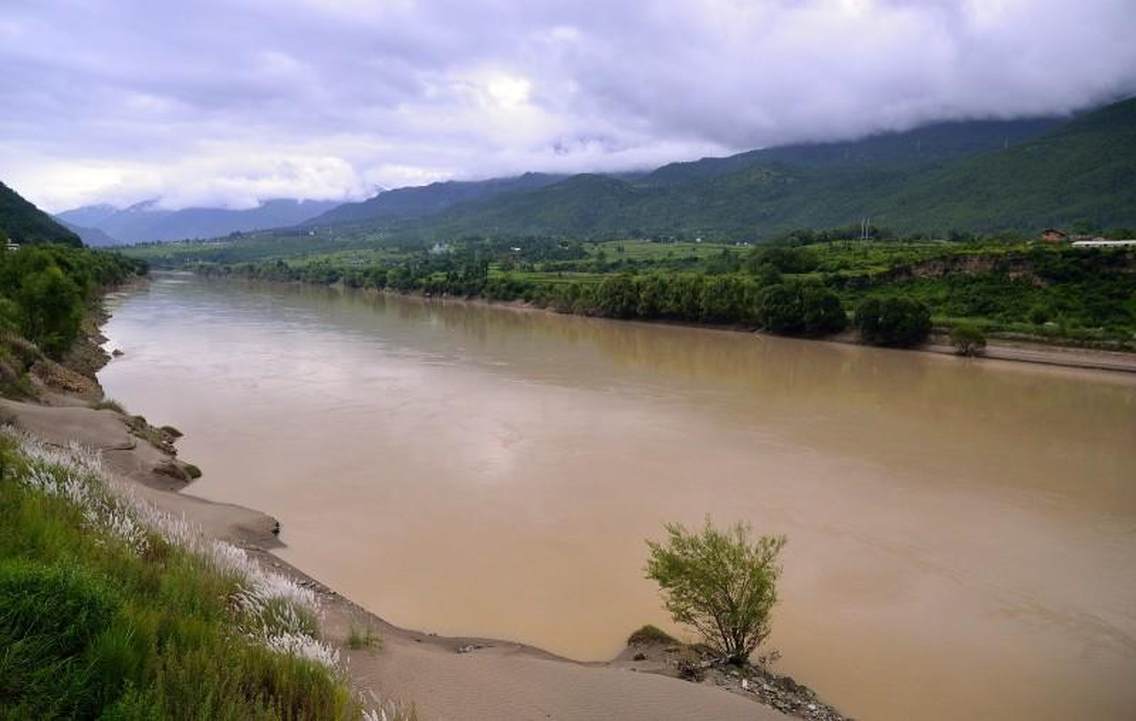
[0,431,371,720]
[0,182,81,247]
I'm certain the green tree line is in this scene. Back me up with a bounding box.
[0,245,145,358]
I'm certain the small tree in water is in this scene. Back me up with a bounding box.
[645,519,786,665]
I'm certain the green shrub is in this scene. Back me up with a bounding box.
[626,624,678,646]
[758,283,847,337]
[92,398,126,413]
[950,323,987,356]
[595,274,639,318]
[347,624,381,651]
[645,519,786,664]
[855,297,932,347]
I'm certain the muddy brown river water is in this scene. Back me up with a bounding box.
[100,273,1136,721]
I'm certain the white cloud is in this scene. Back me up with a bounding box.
[0,0,1133,212]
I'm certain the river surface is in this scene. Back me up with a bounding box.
[99,273,1136,721]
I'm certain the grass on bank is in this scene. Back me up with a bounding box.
[89,398,126,413]
[0,430,407,721]
[347,625,382,651]
[626,624,679,646]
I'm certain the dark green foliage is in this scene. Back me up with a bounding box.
[595,275,639,318]
[0,182,81,247]
[0,245,145,359]
[16,266,83,357]
[757,285,805,335]
[855,297,933,347]
[757,283,848,337]
[699,276,748,323]
[801,285,849,336]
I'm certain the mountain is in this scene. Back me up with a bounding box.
[57,198,342,244]
[371,99,1134,239]
[58,220,122,247]
[644,117,1061,186]
[873,98,1136,232]
[0,181,82,246]
[309,172,566,226]
[53,203,120,229]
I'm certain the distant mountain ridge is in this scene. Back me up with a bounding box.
[58,220,121,247]
[308,172,566,226]
[56,198,341,245]
[0,182,81,246]
[318,99,1131,239]
[53,97,1136,245]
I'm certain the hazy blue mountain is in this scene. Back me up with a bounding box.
[57,198,342,244]
[58,220,122,247]
[309,172,567,226]
[53,203,120,229]
[0,181,82,246]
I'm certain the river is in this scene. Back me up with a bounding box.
[99,273,1136,721]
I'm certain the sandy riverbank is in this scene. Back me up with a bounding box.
[0,395,806,721]
[2,292,852,721]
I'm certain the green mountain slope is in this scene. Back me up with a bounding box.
[310,172,566,226]
[380,99,1134,240]
[0,182,82,246]
[873,99,1136,231]
[644,117,1060,185]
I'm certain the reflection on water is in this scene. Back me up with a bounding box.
[100,274,1136,721]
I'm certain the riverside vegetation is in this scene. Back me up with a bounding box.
[0,432,360,719]
[646,520,786,666]
[147,228,1136,352]
[121,96,1136,353]
[0,244,144,397]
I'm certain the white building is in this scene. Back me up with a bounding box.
[1071,239,1136,248]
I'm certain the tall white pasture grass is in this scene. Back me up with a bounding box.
[5,429,333,666]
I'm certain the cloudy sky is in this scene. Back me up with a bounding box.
[3,0,1135,212]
